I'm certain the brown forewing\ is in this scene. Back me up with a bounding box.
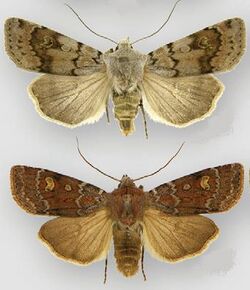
[10,165,107,217]
[146,163,244,215]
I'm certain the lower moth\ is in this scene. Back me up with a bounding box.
[10,163,243,280]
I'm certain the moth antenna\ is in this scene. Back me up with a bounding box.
[133,142,185,182]
[76,137,121,182]
[132,0,183,45]
[65,3,118,45]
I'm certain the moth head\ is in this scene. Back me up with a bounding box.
[118,175,135,188]
[116,37,133,50]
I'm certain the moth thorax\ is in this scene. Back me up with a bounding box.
[112,90,141,136]
[113,223,142,277]
[103,39,147,94]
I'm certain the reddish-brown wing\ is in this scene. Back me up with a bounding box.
[10,165,108,217]
[143,164,244,263]
[10,165,113,265]
[146,163,244,215]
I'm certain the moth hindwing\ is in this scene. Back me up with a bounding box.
[5,18,246,136]
[10,163,244,278]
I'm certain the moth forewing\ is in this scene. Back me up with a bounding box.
[146,163,244,216]
[38,209,113,265]
[4,18,105,75]
[143,209,219,263]
[146,18,246,77]
[28,73,111,127]
[10,165,108,216]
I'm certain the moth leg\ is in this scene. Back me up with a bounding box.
[103,256,108,284]
[106,101,110,123]
[141,246,147,281]
[139,100,148,139]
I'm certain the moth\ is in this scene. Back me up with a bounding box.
[4,17,246,136]
[10,163,244,279]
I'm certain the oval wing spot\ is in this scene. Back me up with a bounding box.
[200,176,211,190]
[45,177,55,191]
[183,184,191,191]
[65,184,72,191]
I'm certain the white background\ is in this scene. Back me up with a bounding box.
[1,0,250,289]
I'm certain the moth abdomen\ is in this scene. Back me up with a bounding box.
[112,90,141,135]
[113,224,142,277]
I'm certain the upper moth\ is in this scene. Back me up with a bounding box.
[5,18,246,136]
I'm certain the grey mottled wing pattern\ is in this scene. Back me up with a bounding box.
[146,18,246,78]
[5,18,105,76]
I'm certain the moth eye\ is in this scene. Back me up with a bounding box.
[115,46,119,51]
